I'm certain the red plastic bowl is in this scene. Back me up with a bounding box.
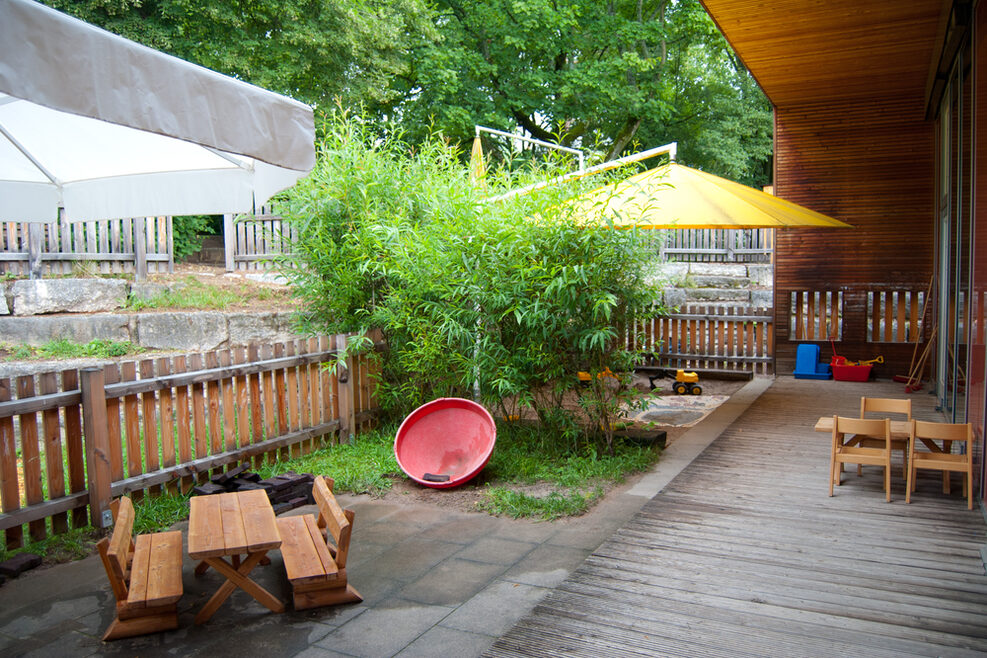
[394,398,497,489]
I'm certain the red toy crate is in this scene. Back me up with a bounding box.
[831,363,872,382]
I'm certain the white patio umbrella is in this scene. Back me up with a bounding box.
[0,0,315,223]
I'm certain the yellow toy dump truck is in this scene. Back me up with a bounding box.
[648,368,702,395]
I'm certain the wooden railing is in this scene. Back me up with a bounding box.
[631,304,774,374]
[224,206,297,272]
[1,217,173,279]
[659,229,773,263]
[0,335,379,549]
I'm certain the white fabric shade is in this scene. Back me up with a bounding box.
[0,0,315,222]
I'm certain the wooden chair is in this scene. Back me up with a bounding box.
[856,397,911,478]
[277,476,362,610]
[829,415,893,502]
[906,420,974,510]
[96,497,184,640]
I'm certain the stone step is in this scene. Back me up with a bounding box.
[689,275,751,289]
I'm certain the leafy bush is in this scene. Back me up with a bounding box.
[277,114,663,452]
[172,215,214,261]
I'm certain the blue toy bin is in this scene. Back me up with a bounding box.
[793,344,831,380]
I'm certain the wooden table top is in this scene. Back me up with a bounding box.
[813,416,912,436]
[188,489,281,559]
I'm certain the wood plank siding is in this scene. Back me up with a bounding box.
[698,1,945,108]
[773,99,936,374]
[487,378,987,657]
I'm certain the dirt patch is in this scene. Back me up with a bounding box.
[142,263,299,313]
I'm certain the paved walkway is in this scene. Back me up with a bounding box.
[0,378,772,658]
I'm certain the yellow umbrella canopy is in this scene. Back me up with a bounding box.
[566,162,852,229]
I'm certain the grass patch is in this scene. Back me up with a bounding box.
[127,276,291,311]
[0,526,97,564]
[132,491,191,535]
[257,424,402,496]
[2,338,144,361]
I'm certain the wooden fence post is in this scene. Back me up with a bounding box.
[134,216,147,281]
[27,222,43,279]
[336,334,356,443]
[223,213,235,272]
[81,366,113,530]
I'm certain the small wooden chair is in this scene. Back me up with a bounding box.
[96,497,184,640]
[856,397,911,478]
[830,415,893,502]
[906,420,974,510]
[277,476,362,610]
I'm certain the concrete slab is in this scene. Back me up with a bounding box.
[397,625,496,658]
[440,580,550,637]
[399,559,506,606]
[314,599,453,658]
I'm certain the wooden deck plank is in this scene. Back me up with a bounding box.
[486,378,987,657]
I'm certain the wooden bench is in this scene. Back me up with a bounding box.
[277,476,362,610]
[96,497,184,641]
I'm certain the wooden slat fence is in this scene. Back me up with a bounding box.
[0,335,380,549]
[1,216,173,278]
[790,289,843,341]
[631,304,774,374]
[224,205,297,272]
[659,228,773,263]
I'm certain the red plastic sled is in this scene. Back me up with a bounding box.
[394,398,496,489]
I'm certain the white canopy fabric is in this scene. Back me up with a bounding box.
[0,0,315,222]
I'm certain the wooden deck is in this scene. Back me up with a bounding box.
[487,378,987,657]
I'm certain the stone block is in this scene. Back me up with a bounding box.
[136,311,227,351]
[0,290,8,316]
[690,275,747,288]
[689,263,747,277]
[227,312,298,346]
[12,278,128,315]
[0,314,132,346]
[210,464,248,485]
[747,265,773,287]
[0,552,42,577]
[683,288,750,302]
[662,288,687,309]
[751,289,774,308]
[655,262,690,283]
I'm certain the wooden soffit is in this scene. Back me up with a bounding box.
[699,0,951,111]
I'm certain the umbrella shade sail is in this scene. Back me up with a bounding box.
[0,0,315,222]
[566,162,852,229]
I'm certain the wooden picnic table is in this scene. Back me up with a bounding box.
[188,488,285,624]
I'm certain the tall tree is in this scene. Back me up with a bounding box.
[378,0,771,186]
[42,0,436,108]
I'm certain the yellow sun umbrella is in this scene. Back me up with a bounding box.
[566,162,852,229]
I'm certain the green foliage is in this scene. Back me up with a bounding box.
[3,339,144,361]
[278,114,662,451]
[171,215,214,261]
[0,527,96,563]
[132,491,191,535]
[258,425,402,496]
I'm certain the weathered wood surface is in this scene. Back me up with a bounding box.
[487,378,987,657]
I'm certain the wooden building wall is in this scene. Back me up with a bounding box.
[774,97,936,377]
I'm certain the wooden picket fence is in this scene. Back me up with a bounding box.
[631,304,774,374]
[224,206,297,272]
[1,216,173,279]
[0,335,380,549]
[659,228,773,263]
